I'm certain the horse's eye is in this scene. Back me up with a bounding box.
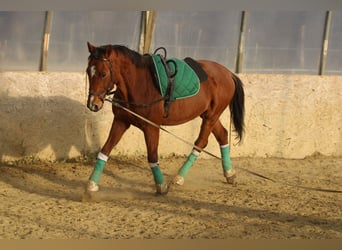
[101,72,107,79]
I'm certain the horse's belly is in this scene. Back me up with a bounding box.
[161,99,208,126]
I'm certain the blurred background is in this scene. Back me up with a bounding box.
[0,11,341,75]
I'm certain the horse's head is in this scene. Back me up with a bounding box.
[86,42,118,112]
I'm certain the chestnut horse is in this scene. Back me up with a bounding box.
[85,42,245,194]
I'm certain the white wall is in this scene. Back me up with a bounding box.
[0,72,341,162]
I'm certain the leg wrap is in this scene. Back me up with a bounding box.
[178,150,200,177]
[89,152,108,184]
[220,144,232,172]
[150,163,164,184]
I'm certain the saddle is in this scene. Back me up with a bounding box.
[150,47,208,117]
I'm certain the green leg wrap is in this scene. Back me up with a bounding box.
[89,158,106,184]
[150,164,164,184]
[178,151,199,177]
[221,145,232,172]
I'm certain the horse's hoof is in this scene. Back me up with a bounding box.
[87,180,99,192]
[155,183,168,195]
[81,190,95,202]
[81,181,100,202]
[173,175,185,186]
[224,169,237,185]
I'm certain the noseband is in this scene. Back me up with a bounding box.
[88,55,118,101]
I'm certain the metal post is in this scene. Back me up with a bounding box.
[39,11,52,71]
[319,11,332,75]
[235,11,247,73]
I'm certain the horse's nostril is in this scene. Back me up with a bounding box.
[87,102,99,112]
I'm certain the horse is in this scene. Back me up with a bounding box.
[85,42,245,194]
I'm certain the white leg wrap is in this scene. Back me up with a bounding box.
[149,162,159,168]
[191,149,201,156]
[97,152,108,161]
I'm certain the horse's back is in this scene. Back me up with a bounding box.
[197,59,236,97]
[198,59,235,83]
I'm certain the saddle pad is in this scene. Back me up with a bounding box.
[184,57,208,83]
[151,54,200,100]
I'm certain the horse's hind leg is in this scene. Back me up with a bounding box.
[173,149,200,185]
[173,117,216,185]
[86,119,130,192]
[212,120,236,184]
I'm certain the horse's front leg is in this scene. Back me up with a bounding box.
[86,118,130,192]
[143,125,168,195]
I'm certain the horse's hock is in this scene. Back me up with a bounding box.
[0,71,341,162]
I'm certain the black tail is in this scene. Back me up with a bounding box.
[230,74,245,143]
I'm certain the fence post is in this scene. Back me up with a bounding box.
[39,11,52,71]
[138,10,156,54]
[235,11,247,73]
[319,11,332,75]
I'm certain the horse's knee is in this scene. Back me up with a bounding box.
[144,129,160,163]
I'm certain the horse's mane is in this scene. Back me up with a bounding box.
[112,45,147,67]
[90,44,150,68]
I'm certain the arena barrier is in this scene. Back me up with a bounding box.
[0,72,341,161]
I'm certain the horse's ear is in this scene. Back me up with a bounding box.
[105,45,113,57]
[87,42,96,53]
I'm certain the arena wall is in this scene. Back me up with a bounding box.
[0,72,341,162]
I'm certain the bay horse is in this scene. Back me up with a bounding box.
[85,42,245,194]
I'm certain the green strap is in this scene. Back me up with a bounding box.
[150,164,164,184]
[221,145,232,172]
[178,151,199,177]
[89,158,106,184]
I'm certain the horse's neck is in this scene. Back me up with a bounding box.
[120,61,159,102]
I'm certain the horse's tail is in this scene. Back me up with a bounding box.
[230,74,245,143]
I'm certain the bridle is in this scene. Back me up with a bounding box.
[87,55,118,102]
[87,53,165,108]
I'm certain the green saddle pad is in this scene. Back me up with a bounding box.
[151,54,200,100]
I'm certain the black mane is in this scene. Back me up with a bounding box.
[90,44,150,67]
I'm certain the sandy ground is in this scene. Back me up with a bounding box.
[0,155,341,239]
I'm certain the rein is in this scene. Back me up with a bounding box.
[109,95,165,108]
[105,97,342,194]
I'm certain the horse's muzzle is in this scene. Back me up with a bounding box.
[87,95,104,112]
